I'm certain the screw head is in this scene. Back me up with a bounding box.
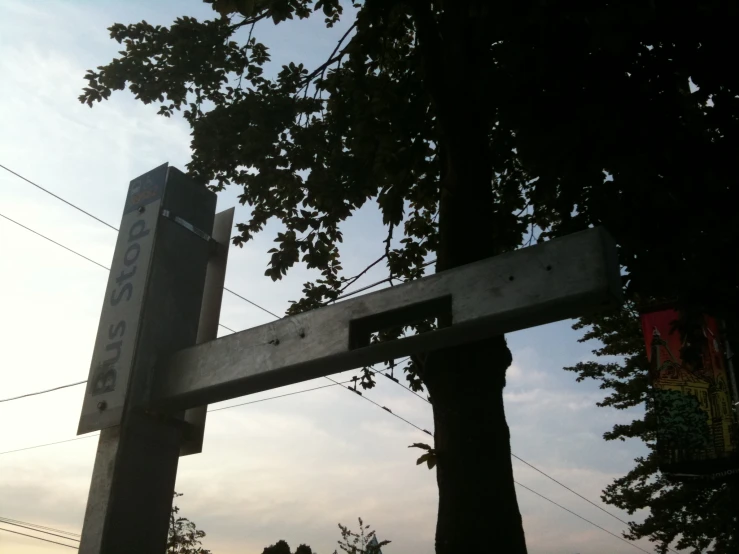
[97,401,107,411]
[138,206,145,214]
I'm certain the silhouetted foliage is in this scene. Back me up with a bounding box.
[168,493,212,554]
[334,518,389,554]
[261,539,314,554]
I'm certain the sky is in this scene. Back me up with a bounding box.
[0,1,655,553]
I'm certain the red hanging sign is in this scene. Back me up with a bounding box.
[640,309,738,480]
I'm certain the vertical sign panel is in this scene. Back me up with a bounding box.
[78,164,169,434]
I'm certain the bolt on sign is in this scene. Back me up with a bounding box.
[640,308,739,480]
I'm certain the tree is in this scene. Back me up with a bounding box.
[79,1,739,552]
[168,493,212,554]
[564,305,739,553]
[261,539,314,554]
[334,517,389,554]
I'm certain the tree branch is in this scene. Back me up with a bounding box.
[298,20,357,93]
[230,11,270,30]
[339,253,388,293]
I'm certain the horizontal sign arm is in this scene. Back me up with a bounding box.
[152,227,622,411]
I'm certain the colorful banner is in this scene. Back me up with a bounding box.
[640,309,738,479]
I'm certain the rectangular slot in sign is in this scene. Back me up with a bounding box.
[349,295,452,349]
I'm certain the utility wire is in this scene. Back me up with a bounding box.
[0,197,264,338]
[0,163,426,307]
[0,435,99,456]
[0,212,110,271]
[0,208,394,405]
[219,323,237,334]
[0,163,118,231]
[0,526,78,549]
[324,376,432,436]
[0,380,87,403]
[330,258,436,304]
[223,286,281,319]
[368,366,429,404]
[2,375,368,455]
[0,517,80,538]
[514,481,652,554]
[0,212,242,405]
[512,453,631,526]
[208,378,355,412]
[0,518,80,542]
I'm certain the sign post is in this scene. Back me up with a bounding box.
[78,164,216,553]
[77,165,623,553]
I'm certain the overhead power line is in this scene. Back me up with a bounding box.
[2,162,427,308]
[514,481,651,554]
[208,377,355,412]
[0,380,87,403]
[512,454,631,526]
[0,212,110,270]
[324,376,432,436]
[0,526,78,549]
[223,286,281,319]
[0,163,118,231]
[0,518,80,542]
[368,365,429,404]
[0,517,80,538]
[1,376,359,456]
[219,323,237,334]
[0,435,99,456]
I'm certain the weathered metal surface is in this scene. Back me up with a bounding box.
[154,227,622,410]
[78,416,183,554]
[180,208,235,457]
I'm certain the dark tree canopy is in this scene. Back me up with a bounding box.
[82,0,739,552]
[261,539,314,554]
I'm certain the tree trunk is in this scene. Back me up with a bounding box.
[420,68,528,554]
[422,165,528,552]
[424,339,527,554]
[407,2,528,551]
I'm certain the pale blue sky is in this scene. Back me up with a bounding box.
[0,1,651,553]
